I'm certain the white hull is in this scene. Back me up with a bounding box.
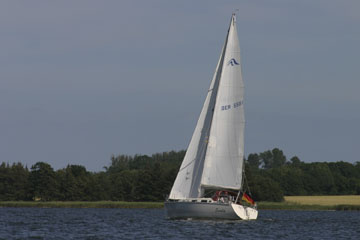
[165,200,258,220]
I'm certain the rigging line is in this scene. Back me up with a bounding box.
[178,158,196,172]
[243,168,252,197]
[236,162,246,203]
[240,160,245,191]
[189,144,205,195]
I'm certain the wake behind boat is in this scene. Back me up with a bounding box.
[165,14,258,220]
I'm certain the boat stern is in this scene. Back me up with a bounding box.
[231,203,258,220]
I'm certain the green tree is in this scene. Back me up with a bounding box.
[11,163,30,200]
[259,148,287,169]
[86,171,111,201]
[267,165,306,196]
[290,156,302,167]
[248,174,284,202]
[29,162,59,201]
[0,163,29,200]
[247,153,261,170]
[302,163,335,195]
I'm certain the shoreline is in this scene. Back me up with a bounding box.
[0,200,359,211]
[257,202,360,211]
[0,201,164,209]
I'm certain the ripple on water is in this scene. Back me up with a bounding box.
[0,208,360,239]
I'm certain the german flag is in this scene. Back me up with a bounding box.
[242,193,255,205]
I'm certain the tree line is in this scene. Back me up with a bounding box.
[1,149,359,202]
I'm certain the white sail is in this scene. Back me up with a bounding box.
[169,31,227,199]
[200,14,244,190]
[169,14,243,199]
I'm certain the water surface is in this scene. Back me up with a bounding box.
[0,208,359,239]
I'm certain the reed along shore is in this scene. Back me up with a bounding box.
[0,201,164,209]
[1,196,359,210]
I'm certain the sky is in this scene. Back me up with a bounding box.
[1,0,359,171]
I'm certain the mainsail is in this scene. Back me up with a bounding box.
[169,14,244,199]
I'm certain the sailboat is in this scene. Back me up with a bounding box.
[164,14,258,220]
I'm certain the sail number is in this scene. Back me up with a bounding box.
[221,101,243,111]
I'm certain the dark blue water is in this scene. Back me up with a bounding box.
[0,208,359,239]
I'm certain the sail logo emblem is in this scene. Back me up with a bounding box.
[227,58,239,66]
